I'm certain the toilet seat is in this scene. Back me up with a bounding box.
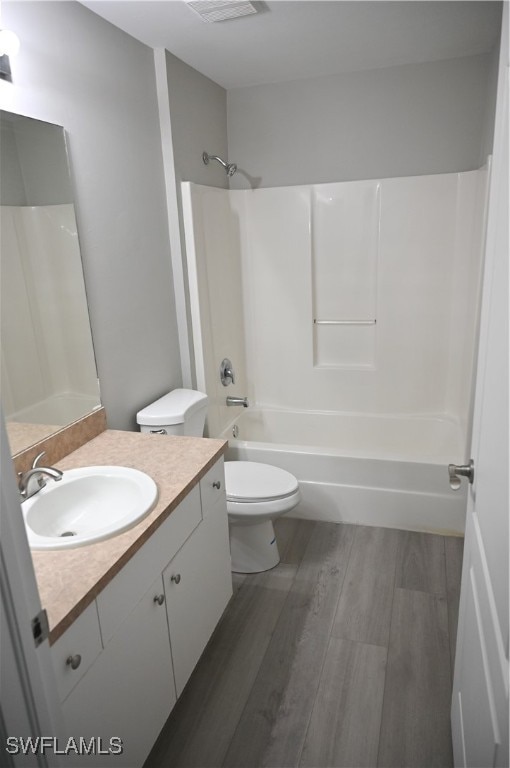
[227,490,302,522]
[225,461,299,503]
[225,461,301,525]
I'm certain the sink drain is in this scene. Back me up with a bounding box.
[60,531,77,537]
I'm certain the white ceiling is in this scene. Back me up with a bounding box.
[80,0,502,89]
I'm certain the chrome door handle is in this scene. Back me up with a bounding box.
[448,459,474,490]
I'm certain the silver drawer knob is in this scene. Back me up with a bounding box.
[171,574,181,585]
[66,654,82,670]
[212,480,221,490]
[153,594,165,606]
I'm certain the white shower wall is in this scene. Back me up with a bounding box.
[1,204,99,423]
[182,165,488,453]
[182,185,249,438]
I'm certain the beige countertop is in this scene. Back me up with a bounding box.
[30,429,227,644]
[7,421,61,456]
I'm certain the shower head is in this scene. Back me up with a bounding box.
[202,151,237,177]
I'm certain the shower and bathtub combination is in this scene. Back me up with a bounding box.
[182,162,489,536]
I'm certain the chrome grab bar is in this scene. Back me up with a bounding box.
[314,319,376,325]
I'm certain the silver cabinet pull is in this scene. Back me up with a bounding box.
[171,574,181,585]
[66,654,82,670]
[153,594,165,606]
[150,429,167,435]
[448,459,475,490]
[213,480,221,490]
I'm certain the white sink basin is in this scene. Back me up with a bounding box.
[23,466,158,550]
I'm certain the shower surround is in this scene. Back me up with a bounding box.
[182,166,488,533]
[1,204,99,425]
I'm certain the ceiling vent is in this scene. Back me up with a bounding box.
[185,1,258,23]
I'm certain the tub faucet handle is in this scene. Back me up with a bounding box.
[220,358,235,386]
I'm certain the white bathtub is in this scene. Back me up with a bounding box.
[220,408,467,535]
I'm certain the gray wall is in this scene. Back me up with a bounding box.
[1,114,73,205]
[164,50,229,388]
[479,43,500,165]
[0,121,26,205]
[166,51,228,189]
[227,53,496,189]
[1,0,182,431]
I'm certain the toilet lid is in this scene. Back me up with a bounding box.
[225,461,299,502]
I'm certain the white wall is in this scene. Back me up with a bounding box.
[1,1,181,430]
[227,53,495,189]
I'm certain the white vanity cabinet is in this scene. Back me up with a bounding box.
[165,464,231,696]
[52,457,232,767]
[59,574,175,767]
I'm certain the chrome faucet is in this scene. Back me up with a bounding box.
[226,396,249,408]
[18,451,64,500]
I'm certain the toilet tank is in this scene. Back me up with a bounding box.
[136,389,208,437]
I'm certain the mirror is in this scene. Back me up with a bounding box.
[0,110,101,455]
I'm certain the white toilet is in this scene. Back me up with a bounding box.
[136,389,301,573]
[225,460,301,572]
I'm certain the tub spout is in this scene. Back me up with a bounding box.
[226,396,249,408]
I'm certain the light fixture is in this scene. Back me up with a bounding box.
[0,29,20,57]
[185,1,258,23]
[0,29,20,83]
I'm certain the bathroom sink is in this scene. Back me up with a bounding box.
[22,466,158,550]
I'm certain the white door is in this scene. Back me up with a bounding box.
[0,415,65,766]
[451,8,509,767]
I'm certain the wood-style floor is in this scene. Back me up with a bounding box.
[145,518,464,768]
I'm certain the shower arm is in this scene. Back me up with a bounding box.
[202,152,237,177]
[203,152,227,170]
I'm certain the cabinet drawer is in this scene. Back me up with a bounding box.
[200,458,226,517]
[51,601,103,702]
[97,485,201,644]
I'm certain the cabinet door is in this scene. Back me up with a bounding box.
[51,601,103,703]
[62,575,175,768]
[164,502,232,696]
[199,457,226,517]
[97,485,201,645]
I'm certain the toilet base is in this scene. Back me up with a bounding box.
[229,519,280,573]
